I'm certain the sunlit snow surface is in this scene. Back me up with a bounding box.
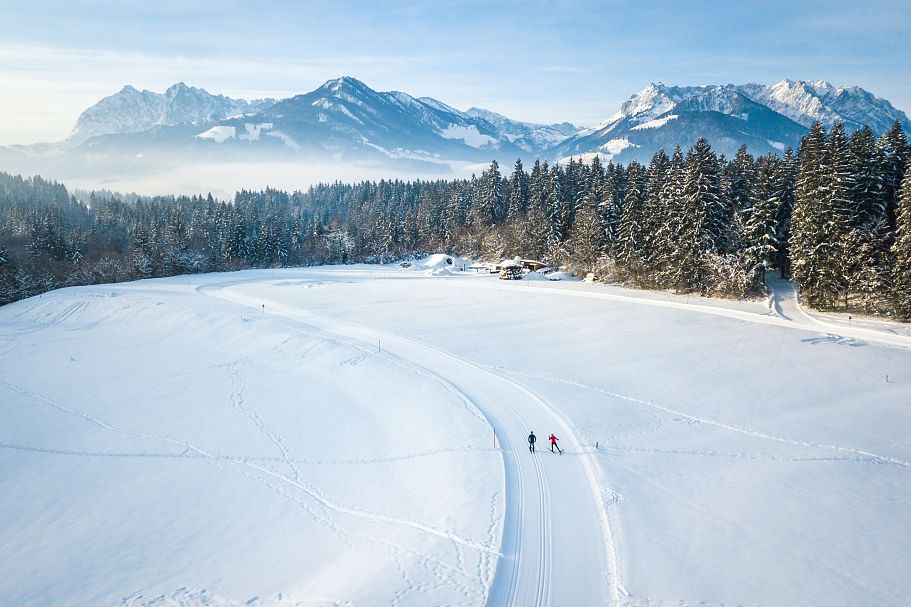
[1,262,910,606]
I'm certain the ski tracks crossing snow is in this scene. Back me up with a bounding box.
[200,277,623,606]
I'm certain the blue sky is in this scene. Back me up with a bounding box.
[1,0,909,144]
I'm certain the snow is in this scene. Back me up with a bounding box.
[358,140,450,166]
[463,107,580,150]
[264,130,300,150]
[543,270,577,281]
[439,124,499,149]
[2,265,911,606]
[521,270,546,281]
[239,123,272,141]
[402,253,471,275]
[196,125,236,143]
[311,98,363,124]
[600,138,636,156]
[620,83,679,122]
[68,84,258,145]
[417,97,463,116]
[558,139,638,164]
[630,115,678,131]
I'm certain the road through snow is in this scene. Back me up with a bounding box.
[764,275,911,347]
[201,277,624,607]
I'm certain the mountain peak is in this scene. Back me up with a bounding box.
[740,79,910,133]
[67,82,265,145]
[319,76,370,93]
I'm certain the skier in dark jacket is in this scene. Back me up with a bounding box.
[548,433,562,454]
[528,431,536,453]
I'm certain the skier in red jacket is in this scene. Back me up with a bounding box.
[548,433,562,454]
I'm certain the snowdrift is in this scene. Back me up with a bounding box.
[406,253,472,276]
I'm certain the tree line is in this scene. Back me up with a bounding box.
[2,120,910,318]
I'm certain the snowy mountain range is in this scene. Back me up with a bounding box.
[1,77,908,183]
[56,77,582,168]
[553,80,911,164]
[67,82,275,145]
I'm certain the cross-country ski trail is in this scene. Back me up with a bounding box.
[202,277,625,606]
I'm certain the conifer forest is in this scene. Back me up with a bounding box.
[2,121,910,318]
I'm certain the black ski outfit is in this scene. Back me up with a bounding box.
[528,431,536,453]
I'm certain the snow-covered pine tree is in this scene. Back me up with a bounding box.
[727,145,756,254]
[616,162,645,279]
[639,149,670,282]
[652,146,685,287]
[562,158,582,230]
[845,126,892,311]
[545,164,569,263]
[878,120,910,229]
[675,138,721,291]
[514,160,550,260]
[508,158,529,221]
[893,165,911,318]
[567,191,605,274]
[256,221,273,266]
[850,126,884,225]
[743,154,782,279]
[775,147,798,277]
[791,122,832,306]
[828,122,859,307]
[729,146,756,212]
[598,162,621,253]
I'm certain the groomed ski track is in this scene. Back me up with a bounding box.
[200,266,911,606]
[200,274,625,607]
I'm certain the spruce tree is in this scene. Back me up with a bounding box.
[544,164,568,262]
[828,122,858,307]
[850,126,883,225]
[743,154,782,278]
[776,147,798,278]
[518,160,550,260]
[892,165,911,318]
[638,150,670,283]
[568,196,605,274]
[598,163,621,253]
[616,162,645,278]
[879,120,910,228]
[653,146,685,287]
[507,158,529,220]
[675,138,721,291]
[791,122,833,306]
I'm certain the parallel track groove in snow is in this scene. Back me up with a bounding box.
[200,276,619,606]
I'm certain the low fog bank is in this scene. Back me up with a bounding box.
[60,160,487,199]
[0,150,493,198]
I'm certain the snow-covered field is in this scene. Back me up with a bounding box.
[2,259,910,606]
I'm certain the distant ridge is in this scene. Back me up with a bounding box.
[2,77,908,178]
[551,80,911,164]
